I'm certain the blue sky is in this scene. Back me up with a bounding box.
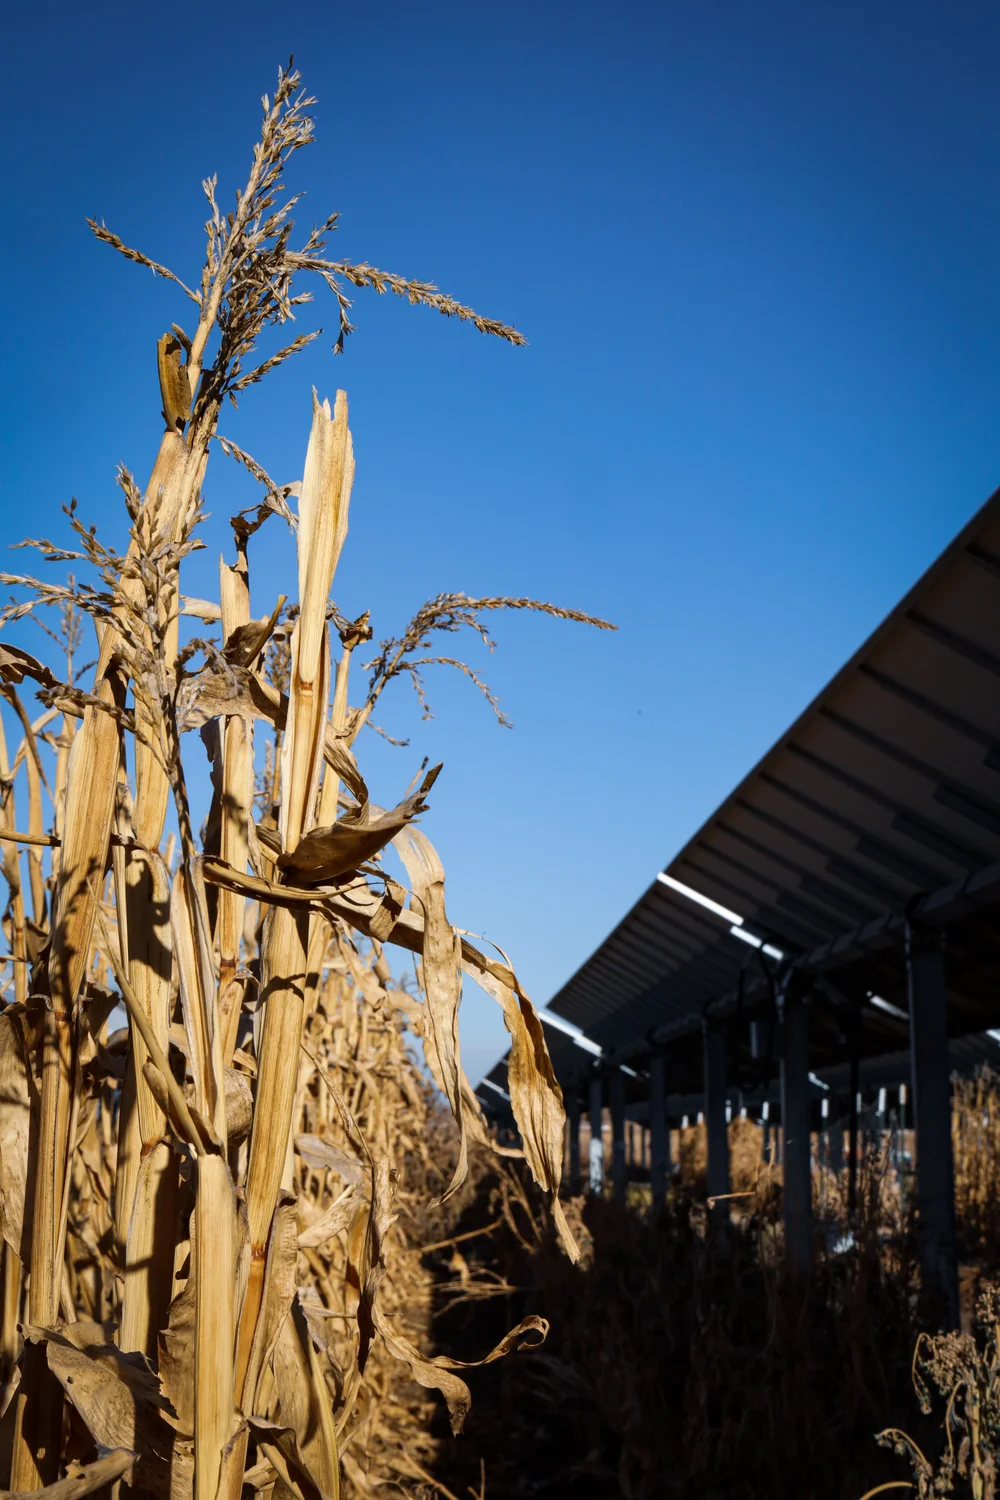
[5,0,1000,1083]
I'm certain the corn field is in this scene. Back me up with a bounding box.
[0,66,613,1500]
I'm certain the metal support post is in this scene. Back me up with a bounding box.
[896,1082,909,1199]
[847,1008,861,1221]
[588,1073,604,1195]
[906,922,959,1329]
[781,984,812,1270]
[649,1049,669,1204]
[610,1068,626,1203]
[567,1094,581,1195]
[703,1018,730,1210]
[827,1112,844,1176]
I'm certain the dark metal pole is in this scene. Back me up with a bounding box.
[906,922,959,1329]
[761,1102,771,1163]
[781,985,812,1270]
[567,1093,581,1196]
[847,1008,861,1222]
[587,1072,604,1195]
[827,1110,844,1176]
[703,1018,730,1211]
[610,1067,626,1203]
[649,1049,669,1204]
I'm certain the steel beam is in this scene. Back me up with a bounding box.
[906,922,959,1328]
[586,858,1000,1072]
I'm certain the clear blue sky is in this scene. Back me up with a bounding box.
[5,1,1000,1084]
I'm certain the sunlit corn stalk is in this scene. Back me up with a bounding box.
[217,543,253,1065]
[0,716,28,1007]
[240,392,353,1378]
[11,394,209,1490]
[0,60,612,1500]
[118,848,176,1356]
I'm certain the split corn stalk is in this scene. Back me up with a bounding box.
[240,391,353,1378]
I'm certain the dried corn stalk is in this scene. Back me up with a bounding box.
[0,62,613,1499]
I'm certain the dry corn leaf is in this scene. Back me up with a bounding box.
[354,1150,548,1432]
[270,1300,339,1500]
[466,963,580,1262]
[25,1323,174,1498]
[356,1156,397,1375]
[179,671,368,812]
[171,863,226,1145]
[202,855,577,1252]
[246,1415,331,1500]
[122,1140,180,1359]
[158,1266,196,1437]
[0,1008,33,1260]
[372,1309,549,1437]
[218,549,255,1069]
[243,1190,300,1412]
[294,1135,363,1185]
[393,825,467,1203]
[0,643,59,690]
[295,1186,358,1249]
[277,766,440,884]
[223,597,284,669]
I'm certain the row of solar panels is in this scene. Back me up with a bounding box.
[477,483,1000,1116]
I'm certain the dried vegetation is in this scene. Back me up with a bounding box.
[403,1071,1000,1500]
[0,66,613,1499]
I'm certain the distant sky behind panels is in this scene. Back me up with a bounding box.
[5,0,1000,1082]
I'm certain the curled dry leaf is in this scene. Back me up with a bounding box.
[373,1311,549,1437]
[353,1145,549,1433]
[225,1066,254,1144]
[0,644,60,690]
[295,1134,363,1185]
[223,595,286,669]
[467,963,580,1262]
[277,764,440,884]
[392,825,467,1204]
[296,1186,358,1249]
